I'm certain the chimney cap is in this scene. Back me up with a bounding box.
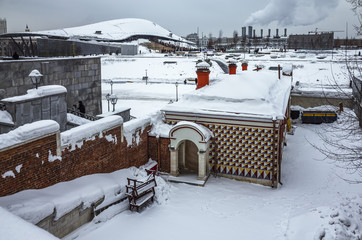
[196,61,210,69]
[228,58,238,64]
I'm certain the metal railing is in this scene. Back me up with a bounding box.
[67,108,100,121]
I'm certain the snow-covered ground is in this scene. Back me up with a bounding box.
[1,49,362,239]
[100,50,356,118]
[1,110,361,240]
[63,110,362,240]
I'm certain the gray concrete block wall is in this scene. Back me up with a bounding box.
[37,38,137,57]
[0,57,102,116]
[1,92,67,132]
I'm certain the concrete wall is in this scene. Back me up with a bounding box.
[36,198,103,238]
[0,57,102,116]
[291,94,354,109]
[37,38,137,57]
[1,92,67,133]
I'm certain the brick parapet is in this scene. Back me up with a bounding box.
[0,124,151,197]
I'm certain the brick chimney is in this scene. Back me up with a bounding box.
[196,61,210,89]
[241,61,248,71]
[228,59,237,75]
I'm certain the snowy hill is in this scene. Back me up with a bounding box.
[37,18,191,43]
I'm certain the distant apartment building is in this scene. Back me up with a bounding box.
[0,18,6,34]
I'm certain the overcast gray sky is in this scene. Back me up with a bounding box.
[0,0,358,38]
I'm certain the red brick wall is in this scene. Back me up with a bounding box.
[148,136,170,173]
[0,126,151,197]
[0,134,59,196]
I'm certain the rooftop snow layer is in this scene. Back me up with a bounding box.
[2,85,67,102]
[37,18,190,43]
[0,120,60,150]
[162,71,291,120]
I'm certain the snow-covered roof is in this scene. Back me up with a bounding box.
[37,18,191,44]
[162,71,291,120]
[1,85,67,103]
[0,120,60,150]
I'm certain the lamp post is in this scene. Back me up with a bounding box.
[110,94,118,112]
[29,69,43,89]
[110,80,114,94]
[106,93,111,112]
[175,82,179,102]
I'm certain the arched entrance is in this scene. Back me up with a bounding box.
[168,121,213,180]
[177,140,199,174]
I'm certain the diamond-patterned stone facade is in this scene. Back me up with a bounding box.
[167,120,279,181]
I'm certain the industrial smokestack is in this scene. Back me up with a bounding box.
[276,28,279,37]
[268,29,271,38]
[253,29,256,38]
[242,27,246,39]
[284,28,287,37]
[248,26,253,38]
[260,29,263,38]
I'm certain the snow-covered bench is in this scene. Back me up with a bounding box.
[126,176,157,212]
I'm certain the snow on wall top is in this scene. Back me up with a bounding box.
[2,85,67,103]
[0,120,60,150]
[38,18,190,43]
[0,207,59,240]
[162,70,291,120]
[61,116,123,146]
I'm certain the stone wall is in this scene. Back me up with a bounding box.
[1,90,67,133]
[0,57,102,116]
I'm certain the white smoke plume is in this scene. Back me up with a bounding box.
[245,0,339,26]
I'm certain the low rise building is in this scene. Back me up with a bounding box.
[161,65,292,187]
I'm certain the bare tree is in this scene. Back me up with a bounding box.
[233,30,239,47]
[347,0,362,35]
[311,0,362,182]
[208,33,214,50]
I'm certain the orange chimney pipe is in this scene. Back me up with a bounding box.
[196,61,210,89]
[228,59,237,75]
[242,62,248,71]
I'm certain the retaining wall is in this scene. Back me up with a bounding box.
[0,56,102,116]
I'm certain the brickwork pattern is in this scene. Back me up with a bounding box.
[0,126,150,197]
[148,136,170,173]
